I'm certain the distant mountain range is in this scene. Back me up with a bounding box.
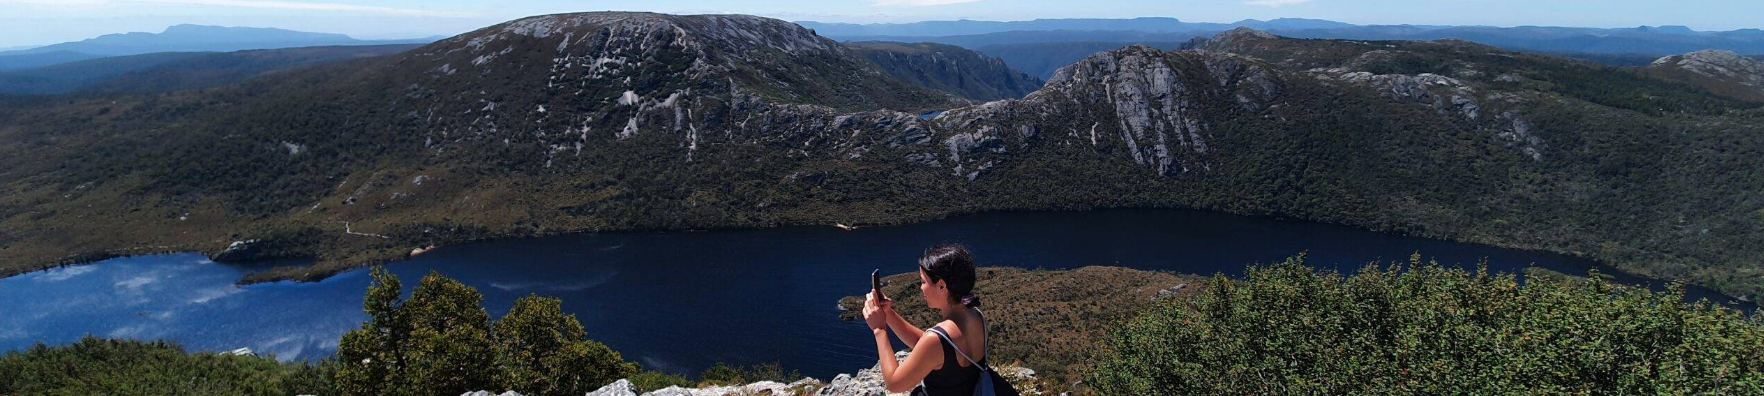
[800,18,1764,79]
[797,17,1356,37]
[0,44,422,95]
[0,24,438,71]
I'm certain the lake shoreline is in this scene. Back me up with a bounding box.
[3,208,1753,378]
[0,204,1681,292]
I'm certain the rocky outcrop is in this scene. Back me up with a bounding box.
[397,12,961,173]
[1307,64,1545,160]
[1651,50,1764,87]
[577,351,1044,396]
[931,45,1282,177]
[1646,49,1764,101]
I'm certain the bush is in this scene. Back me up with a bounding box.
[699,362,801,386]
[0,337,335,396]
[1088,254,1764,395]
[336,267,637,396]
[627,370,696,392]
[494,296,638,395]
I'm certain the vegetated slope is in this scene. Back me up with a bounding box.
[974,41,1189,80]
[0,45,421,95]
[846,41,1043,101]
[0,12,965,282]
[2,21,1762,304]
[0,50,104,72]
[1091,255,1764,394]
[0,338,336,395]
[1644,49,1764,101]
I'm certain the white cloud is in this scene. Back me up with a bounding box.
[114,275,156,292]
[872,0,990,6]
[107,324,150,339]
[189,286,242,304]
[35,266,97,282]
[1244,0,1313,7]
[0,0,473,17]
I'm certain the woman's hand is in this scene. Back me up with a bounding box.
[862,290,890,330]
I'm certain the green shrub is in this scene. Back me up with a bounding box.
[0,337,335,396]
[1088,254,1764,395]
[699,362,801,386]
[627,370,696,392]
[336,267,637,396]
[494,295,638,395]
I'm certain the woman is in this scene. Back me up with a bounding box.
[863,244,988,396]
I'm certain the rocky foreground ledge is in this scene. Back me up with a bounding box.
[465,352,1049,396]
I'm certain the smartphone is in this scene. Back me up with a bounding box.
[871,269,886,301]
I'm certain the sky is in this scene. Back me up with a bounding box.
[1,0,1761,48]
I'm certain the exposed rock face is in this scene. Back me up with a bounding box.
[400,12,957,170]
[847,41,1044,101]
[1647,49,1764,100]
[1652,50,1764,86]
[933,45,1282,177]
[1279,29,1550,162]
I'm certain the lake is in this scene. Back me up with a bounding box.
[0,209,1751,379]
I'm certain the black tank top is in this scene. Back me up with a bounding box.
[913,326,981,396]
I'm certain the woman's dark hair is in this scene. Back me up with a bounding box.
[918,244,979,308]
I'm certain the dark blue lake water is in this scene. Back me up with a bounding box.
[0,209,1751,379]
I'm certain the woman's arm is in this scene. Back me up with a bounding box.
[881,299,924,345]
[864,292,941,393]
[875,330,944,394]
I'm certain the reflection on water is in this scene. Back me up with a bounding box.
[0,209,1751,378]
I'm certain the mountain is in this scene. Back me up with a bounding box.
[824,30,1208,49]
[0,44,421,95]
[1274,25,1764,56]
[1644,50,1764,101]
[803,18,1764,60]
[1,17,1762,307]
[846,41,1043,101]
[796,17,1352,38]
[974,41,1190,80]
[0,24,438,71]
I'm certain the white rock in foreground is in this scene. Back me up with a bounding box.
[459,391,524,396]
[575,349,1043,396]
[584,379,637,396]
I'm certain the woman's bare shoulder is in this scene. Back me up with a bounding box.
[933,319,960,336]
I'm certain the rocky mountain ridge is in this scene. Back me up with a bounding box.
[1,16,1761,303]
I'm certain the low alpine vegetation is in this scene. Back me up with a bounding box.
[1089,254,1764,394]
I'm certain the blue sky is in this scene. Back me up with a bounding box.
[1,0,1761,48]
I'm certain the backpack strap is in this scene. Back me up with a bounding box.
[929,324,989,372]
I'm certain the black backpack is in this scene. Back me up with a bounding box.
[926,310,1021,396]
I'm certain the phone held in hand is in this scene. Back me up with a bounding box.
[871,269,886,301]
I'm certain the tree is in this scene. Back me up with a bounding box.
[494,295,637,396]
[335,266,408,396]
[335,269,498,396]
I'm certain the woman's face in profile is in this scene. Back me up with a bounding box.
[919,269,943,310]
